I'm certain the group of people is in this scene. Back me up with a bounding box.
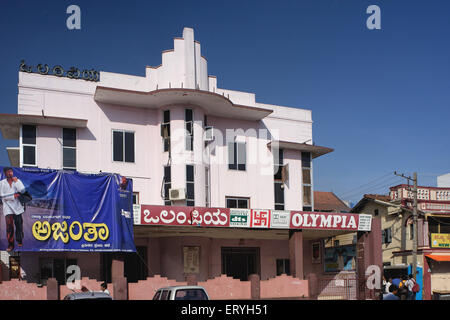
[383,274,419,300]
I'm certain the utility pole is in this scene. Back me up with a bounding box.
[394,171,418,280]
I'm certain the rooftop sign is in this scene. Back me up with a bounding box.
[19,60,99,82]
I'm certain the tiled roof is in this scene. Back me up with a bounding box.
[363,194,391,202]
[314,191,350,212]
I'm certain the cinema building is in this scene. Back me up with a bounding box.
[0,28,380,299]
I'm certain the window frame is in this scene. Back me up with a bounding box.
[186,164,195,206]
[301,152,313,210]
[228,141,246,171]
[225,196,250,209]
[20,125,37,167]
[185,109,194,151]
[112,129,135,163]
[162,110,171,153]
[62,128,77,170]
[163,165,171,206]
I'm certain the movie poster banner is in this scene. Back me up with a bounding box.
[0,166,136,252]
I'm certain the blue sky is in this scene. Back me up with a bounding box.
[1,0,449,205]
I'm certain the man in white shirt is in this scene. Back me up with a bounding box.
[0,167,26,252]
[406,274,417,300]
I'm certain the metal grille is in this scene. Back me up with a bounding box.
[317,273,357,300]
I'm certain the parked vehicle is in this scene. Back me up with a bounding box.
[152,286,209,300]
[63,292,113,300]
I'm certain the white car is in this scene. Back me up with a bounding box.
[152,286,209,300]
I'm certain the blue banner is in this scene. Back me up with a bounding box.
[0,166,136,252]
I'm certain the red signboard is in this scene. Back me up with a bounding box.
[141,205,230,227]
[250,209,270,228]
[289,211,360,230]
[138,205,371,231]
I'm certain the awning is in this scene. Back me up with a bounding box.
[425,253,450,261]
[94,87,273,121]
[0,114,88,140]
[267,140,334,159]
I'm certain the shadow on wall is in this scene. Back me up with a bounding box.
[97,102,157,126]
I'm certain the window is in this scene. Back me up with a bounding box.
[382,228,392,244]
[226,197,249,209]
[274,183,285,210]
[302,152,312,211]
[160,290,170,300]
[186,164,195,206]
[409,223,414,240]
[22,125,36,167]
[276,259,290,276]
[175,289,208,300]
[274,149,285,210]
[133,192,139,205]
[113,130,135,163]
[163,166,171,205]
[185,109,193,151]
[228,141,246,171]
[274,149,284,180]
[161,110,170,152]
[205,167,210,207]
[374,209,379,217]
[62,128,76,170]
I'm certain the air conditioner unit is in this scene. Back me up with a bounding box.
[204,126,214,142]
[169,188,186,201]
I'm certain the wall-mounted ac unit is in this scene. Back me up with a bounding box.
[169,188,186,201]
[204,126,214,142]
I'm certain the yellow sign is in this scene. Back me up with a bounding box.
[431,234,450,248]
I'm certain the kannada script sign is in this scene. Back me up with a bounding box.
[138,205,372,232]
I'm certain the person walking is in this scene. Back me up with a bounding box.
[406,274,417,300]
[384,277,392,294]
[0,167,26,252]
[398,275,409,300]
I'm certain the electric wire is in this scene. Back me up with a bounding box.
[338,176,404,201]
[337,171,393,198]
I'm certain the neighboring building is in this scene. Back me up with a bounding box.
[0,28,379,299]
[438,173,450,188]
[313,192,354,248]
[314,191,350,213]
[352,185,450,300]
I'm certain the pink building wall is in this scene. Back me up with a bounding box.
[0,279,46,300]
[139,236,290,282]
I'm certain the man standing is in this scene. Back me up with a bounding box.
[0,167,26,252]
[406,274,417,300]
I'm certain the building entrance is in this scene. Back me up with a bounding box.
[221,247,260,281]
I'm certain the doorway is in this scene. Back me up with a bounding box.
[100,246,148,283]
[221,247,260,281]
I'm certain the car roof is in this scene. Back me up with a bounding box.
[156,286,206,291]
[65,292,112,299]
